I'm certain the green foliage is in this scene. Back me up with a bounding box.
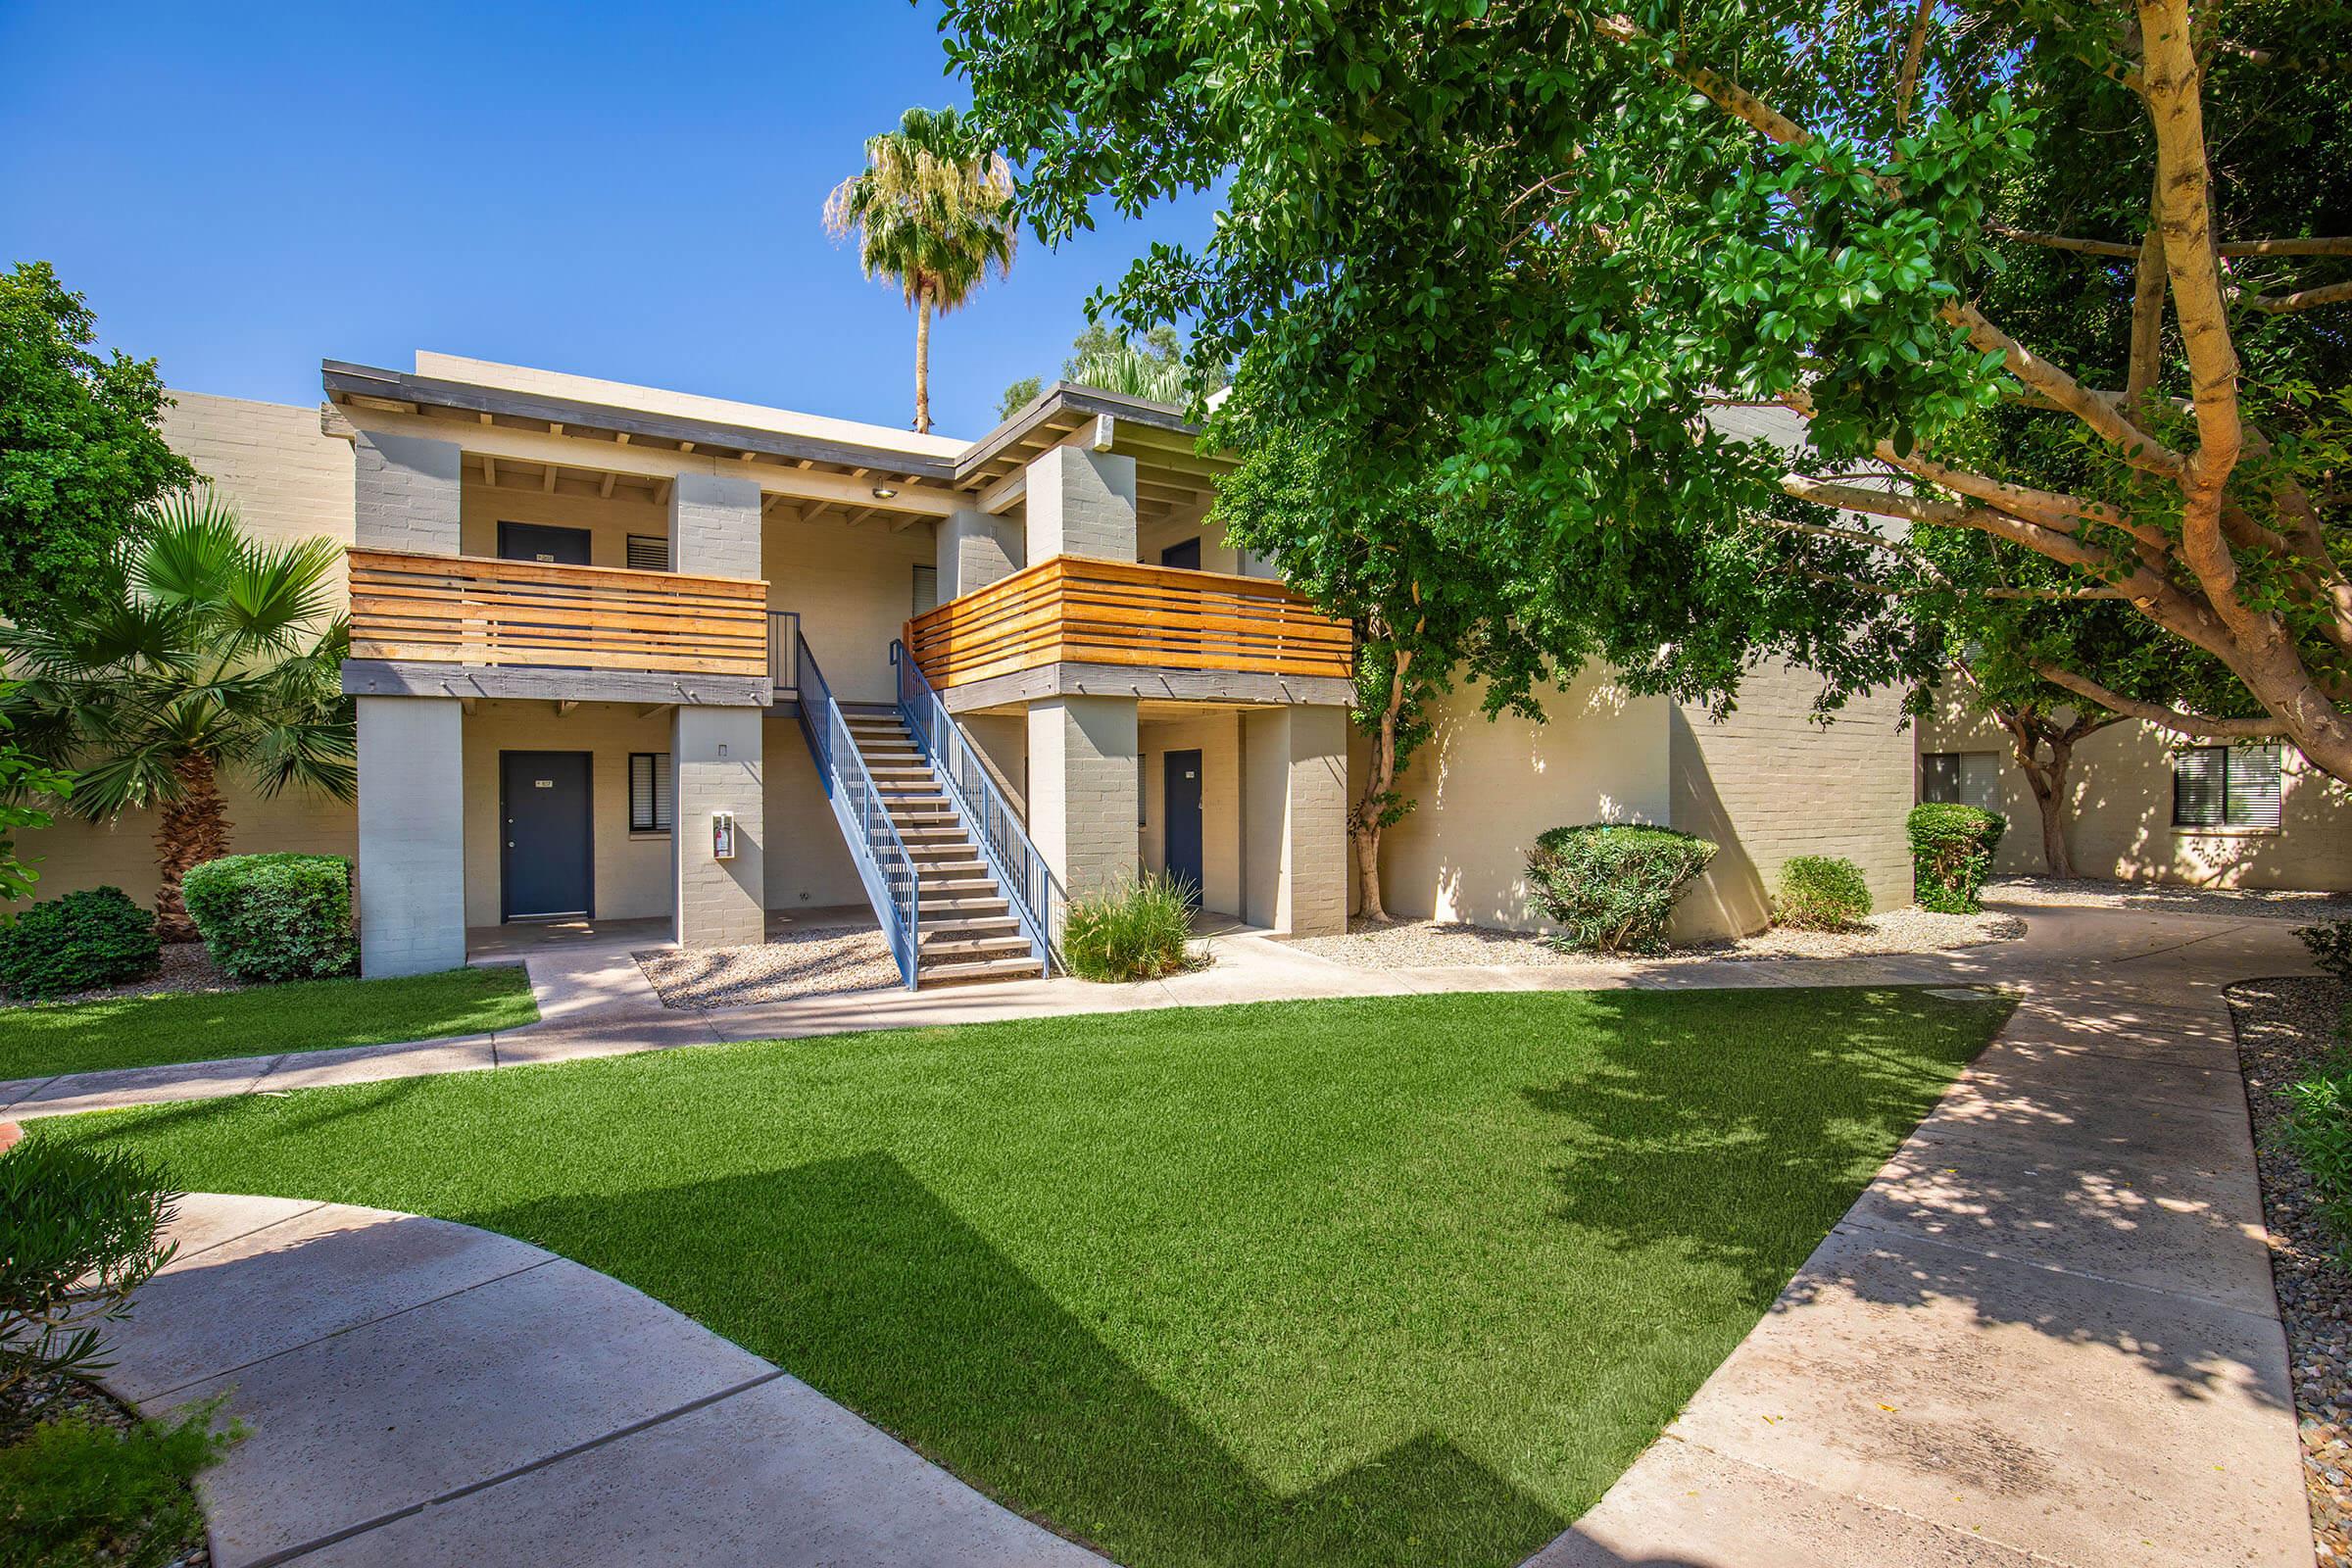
[1776,856,1873,930]
[2297,919,2352,985]
[0,709,71,905]
[1526,824,1718,956]
[0,1139,176,1406]
[0,889,158,1000]
[0,1400,234,1568]
[2286,1060,2352,1257]
[0,263,196,625]
[1907,803,2007,913]
[181,853,356,983]
[997,374,1044,420]
[1059,872,1195,981]
[825,106,1015,315]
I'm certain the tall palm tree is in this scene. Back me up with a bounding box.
[824,106,1016,434]
[0,489,354,940]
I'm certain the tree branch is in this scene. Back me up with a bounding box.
[2034,663,2287,738]
[1991,225,2139,257]
[1992,228,2352,259]
[2128,221,2167,406]
[2235,280,2352,314]
[1894,0,1935,129]
[2221,237,2352,257]
[1939,302,2188,476]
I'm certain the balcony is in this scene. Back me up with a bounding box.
[347,549,769,681]
[905,556,1352,695]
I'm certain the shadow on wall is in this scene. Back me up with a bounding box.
[1663,707,1769,942]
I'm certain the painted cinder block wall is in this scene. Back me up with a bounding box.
[1918,696,2352,890]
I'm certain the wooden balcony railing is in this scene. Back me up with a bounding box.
[905,556,1352,690]
[348,549,769,679]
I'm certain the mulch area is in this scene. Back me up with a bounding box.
[1999,877,2352,922]
[635,926,900,1009]
[1287,906,2025,969]
[0,943,244,1009]
[2229,972,2352,1566]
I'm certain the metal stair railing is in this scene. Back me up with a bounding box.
[893,640,1060,975]
[795,633,919,989]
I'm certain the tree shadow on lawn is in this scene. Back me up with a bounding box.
[472,1152,1562,1568]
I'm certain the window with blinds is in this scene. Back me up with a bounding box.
[911,564,939,617]
[628,753,673,832]
[2173,744,2282,830]
[626,535,670,572]
[1921,752,2002,813]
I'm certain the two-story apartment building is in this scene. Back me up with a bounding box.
[26,354,1926,988]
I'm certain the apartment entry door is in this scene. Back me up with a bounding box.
[1163,750,1204,907]
[498,522,592,565]
[501,752,594,921]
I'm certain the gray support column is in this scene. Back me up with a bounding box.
[669,472,762,579]
[1027,695,1140,901]
[357,696,466,976]
[936,505,1024,598]
[672,707,765,948]
[1024,444,1138,564]
[354,431,462,554]
[1242,705,1348,936]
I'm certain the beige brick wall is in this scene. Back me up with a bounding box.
[1029,696,1141,898]
[672,708,765,947]
[762,719,867,909]
[1369,669,1675,929]
[1239,704,1348,936]
[1141,711,1244,914]
[763,509,937,705]
[22,392,361,908]
[354,430,461,555]
[1919,699,2352,890]
[1669,661,1915,938]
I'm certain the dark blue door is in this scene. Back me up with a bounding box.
[501,752,594,920]
[498,521,592,564]
[1163,749,1203,906]
[1160,536,1202,571]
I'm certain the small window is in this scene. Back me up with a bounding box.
[626,534,670,572]
[2174,744,2282,830]
[628,753,673,833]
[912,563,939,616]
[1921,751,2001,813]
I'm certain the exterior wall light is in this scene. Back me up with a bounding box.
[871,485,899,500]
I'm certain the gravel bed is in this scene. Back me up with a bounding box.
[3,1371,211,1568]
[2228,973,2352,1566]
[1996,876,2352,922]
[636,927,899,1009]
[0,943,245,1009]
[1286,906,2025,969]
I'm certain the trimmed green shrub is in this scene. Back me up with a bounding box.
[0,1400,236,1568]
[2297,919,2352,985]
[1061,872,1196,982]
[1906,804,2007,914]
[1776,856,1873,930]
[2287,1060,2352,1256]
[182,854,356,983]
[0,889,158,1000]
[0,1140,177,1408]
[1527,823,1718,956]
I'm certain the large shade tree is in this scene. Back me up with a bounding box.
[0,262,194,624]
[825,106,1018,434]
[0,492,355,939]
[943,0,2352,778]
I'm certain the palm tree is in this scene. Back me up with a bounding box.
[1066,339,1191,404]
[0,489,355,940]
[824,106,1016,434]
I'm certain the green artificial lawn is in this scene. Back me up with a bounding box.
[45,986,2008,1568]
[0,965,539,1081]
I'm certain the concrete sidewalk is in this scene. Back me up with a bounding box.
[1532,905,2316,1568]
[105,1196,1102,1568]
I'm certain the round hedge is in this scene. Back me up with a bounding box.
[1775,855,1872,930]
[1906,803,2007,914]
[182,854,357,983]
[1526,823,1718,956]
[0,887,161,999]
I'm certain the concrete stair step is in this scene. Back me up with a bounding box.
[916,956,1045,988]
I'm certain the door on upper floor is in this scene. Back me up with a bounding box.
[1163,749,1204,908]
[498,521,593,565]
[1159,536,1202,571]
[501,751,594,922]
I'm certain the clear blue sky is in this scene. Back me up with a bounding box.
[0,1,1214,439]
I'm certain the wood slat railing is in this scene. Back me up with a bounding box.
[906,556,1352,689]
[348,549,769,678]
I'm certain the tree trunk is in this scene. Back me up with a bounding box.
[2019,739,2076,879]
[153,754,231,943]
[913,286,934,434]
[1348,644,1411,923]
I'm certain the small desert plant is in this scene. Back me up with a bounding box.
[1061,872,1196,981]
[2286,1060,2352,1254]
[1906,804,2007,913]
[1526,823,1718,956]
[0,1400,236,1568]
[2297,919,2352,986]
[0,1139,178,1410]
[182,853,357,983]
[1776,856,1873,930]
[0,887,160,999]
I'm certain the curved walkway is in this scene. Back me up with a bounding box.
[105,1195,1101,1568]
